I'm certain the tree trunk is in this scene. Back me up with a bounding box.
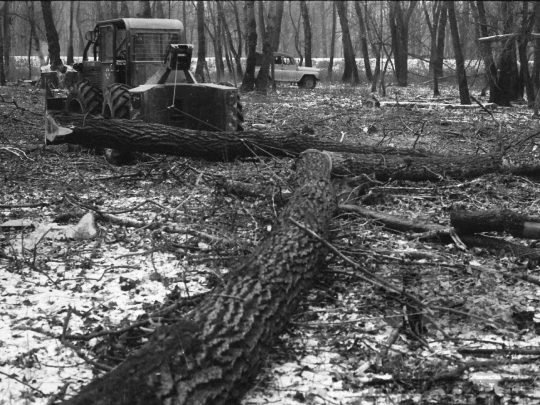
[289,1,303,66]
[241,1,257,92]
[300,0,312,67]
[231,1,244,78]
[0,3,5,86]
[2,1,10,78]
[195,0,206,82]
[320,1,328,58]
[519,0,538,105]
[336,0,360,84]
[328,1,337,81]
[41,0,63,71]
[533,2,540,93]
[446,0,470,104]
[256,1,277,92]
[389,1,417,87]
[120,1,130,17]
[476,1,500,104]
[139,0,152,17]
[434,0,447,78]
[61,150,336,405]
[354,0,373,81]
[155,0,165,18]
[67,0,74,66]
[46,114,540,180]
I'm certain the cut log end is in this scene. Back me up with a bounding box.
[45,113,73,142]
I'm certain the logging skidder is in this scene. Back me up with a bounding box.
[41,18,244,162]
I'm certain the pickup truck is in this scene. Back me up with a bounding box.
[255,52,320,89]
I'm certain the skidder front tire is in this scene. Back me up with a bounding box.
[103,84,134,164]
[103,84,131,119]
[67,80,103,114]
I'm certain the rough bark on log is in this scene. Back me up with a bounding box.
[46,113,433,160]
[450,208,540,239]
[61,150,336,405]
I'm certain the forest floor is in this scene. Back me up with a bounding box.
[1,80,540,405]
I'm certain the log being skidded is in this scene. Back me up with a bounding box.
[45,113,540,180]
[61,149,336,405]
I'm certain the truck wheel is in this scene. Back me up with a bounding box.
[103,84,134,164]
[299,75,317,89]
[103,84,131,118]
[67,80,103,114]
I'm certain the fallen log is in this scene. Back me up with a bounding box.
[46,114,540,180]
[339,204,540,263]
[46,113,433,160]
[61,149,337,405]
[450,208,540,239]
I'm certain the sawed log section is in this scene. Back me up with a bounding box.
[61,149,336,405]
[45,113,540,180]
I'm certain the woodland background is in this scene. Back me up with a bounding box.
[2,1,540,405]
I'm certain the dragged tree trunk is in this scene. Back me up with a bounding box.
[62,150,336,405]
[46,113,434,160]
[46,114,540,180]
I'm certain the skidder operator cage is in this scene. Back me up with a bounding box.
[87,18,185,62]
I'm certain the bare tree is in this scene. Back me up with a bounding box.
[67,0,74,65]
[241,0,257,92]
[2,1,11,78]
[155,0,165,18]
[289,1,303,66]
[0,3,5,85]
[256,1,279,92]
[518,0,538,104]
[300,0,312,67]
[120,1,130,17]
[41,0,63,71]
[446,0,470,104]
[320,1,328,58]
[388,0,417,86]
[327,1,336,81]
[195,0,206,82]
[139,0,152,17]
[336,0,360,84]
[354,1,372,81]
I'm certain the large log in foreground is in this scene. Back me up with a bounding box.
[61,150,336,405]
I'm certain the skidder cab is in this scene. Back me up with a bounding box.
[42,18,243,134]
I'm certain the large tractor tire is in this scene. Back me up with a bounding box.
[103,83,131,119]
[67,80,103,114]
[66,81,103,152]
[103,84,134,165]
[299,75,317,89]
